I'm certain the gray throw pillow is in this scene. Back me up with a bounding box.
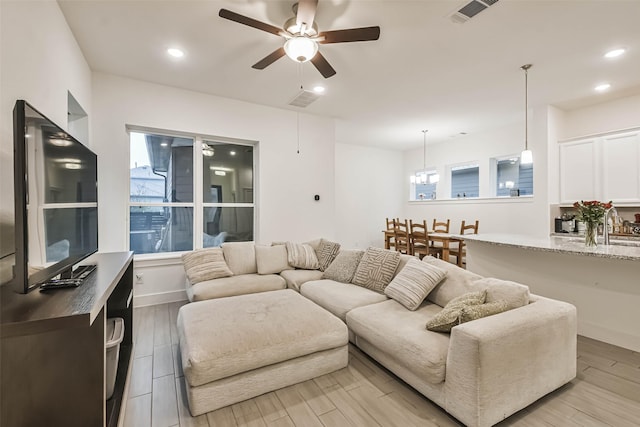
[322,250,364,283]
[425,290,487,333]
[351,247,400,293]
[181,248,233,284]
[315,239,341,272]
[384,259,447,310]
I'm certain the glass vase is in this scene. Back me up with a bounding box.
[584,221,598,247]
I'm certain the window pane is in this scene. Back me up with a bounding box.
[130,132,193,203]
[451,166,479,198]
[415,182,437,200]
[129,206,193,254]
[519,163,533,195]
[496,159,533,196]
[202,141,253,203]
[203,207,254,246]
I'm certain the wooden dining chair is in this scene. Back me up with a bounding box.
[450,220,479,267]
[393,218,411,255]
[410,220,442,260]
[432,219,450,233]
[384,217,396,250]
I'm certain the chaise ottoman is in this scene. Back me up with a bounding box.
[177,289,349,415]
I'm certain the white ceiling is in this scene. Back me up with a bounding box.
[58,0,640,150]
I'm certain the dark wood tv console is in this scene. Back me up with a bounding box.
[1,251,134,427]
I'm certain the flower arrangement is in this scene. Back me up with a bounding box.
[572,200,613,223]
[573,200,613,246]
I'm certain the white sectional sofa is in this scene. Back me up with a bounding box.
[181,240,577,427]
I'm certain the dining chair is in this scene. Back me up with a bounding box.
[410,220,442,260]
[432,219,450,233]
[450,220,479,267]
[384,217,396,250]
[393,218,411,255]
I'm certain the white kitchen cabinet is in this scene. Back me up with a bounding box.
[559,138,598,203]
[559,129,640,205]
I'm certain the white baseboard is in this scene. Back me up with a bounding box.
[133,289,188,307]
[578,320,640,352]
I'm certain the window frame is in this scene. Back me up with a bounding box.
[126,125,257,258]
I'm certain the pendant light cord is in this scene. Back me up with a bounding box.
[422,130,428,170]
[521,64,532,151]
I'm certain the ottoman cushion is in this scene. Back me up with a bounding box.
[178,289,348,387]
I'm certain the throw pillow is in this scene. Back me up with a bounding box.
[322,250,364,283]
[285,242,320,270]
[181,248,233,284]
[474,277,530,310]
[425,290,487,332]
[351,247,401,293]
[384,259,447,310]
[459,300,510,323]
[255,245,293,275]
[315,239,341,272]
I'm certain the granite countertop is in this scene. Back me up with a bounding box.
[459,233,640,261]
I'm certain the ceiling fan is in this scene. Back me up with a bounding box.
[219,0,380,78]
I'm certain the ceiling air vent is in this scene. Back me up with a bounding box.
[288,89,320,108]
[450,0,500,23]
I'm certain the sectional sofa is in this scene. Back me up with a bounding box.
[180,240,577,427]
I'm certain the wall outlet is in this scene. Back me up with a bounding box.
[135,272,144,284]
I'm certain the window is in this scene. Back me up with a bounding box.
[495,156,533,196]
[129,131,254,255]
[451,164,479,198]
[410,170,439,200]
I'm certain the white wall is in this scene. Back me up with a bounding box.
[334,143,404,249]
[0,0,92,285]
[562,94,640,140]
[403,112,550,237]
[91,73,336,304]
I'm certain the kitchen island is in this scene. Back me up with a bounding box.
[462,234,640,352]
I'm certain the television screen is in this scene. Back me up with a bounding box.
[13,100,98,293]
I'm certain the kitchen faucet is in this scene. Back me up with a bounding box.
[603,207,618,246]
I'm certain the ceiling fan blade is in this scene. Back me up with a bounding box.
[219,9,283,36]
[310,52,336,78]
[319,26,381,44]
[252,47,286,70]
[296,0,318,30]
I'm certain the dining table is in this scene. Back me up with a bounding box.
[427,232,464,263]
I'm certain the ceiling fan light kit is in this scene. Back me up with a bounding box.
[218,0,380,78]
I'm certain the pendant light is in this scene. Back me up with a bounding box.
[520,64,533,165]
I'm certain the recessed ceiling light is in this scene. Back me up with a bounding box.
[167,48,184,58]
[229,151,236,156]
[313,86,325,94]
[604,48,626,59]
[594,83,611,92]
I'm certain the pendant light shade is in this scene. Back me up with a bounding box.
[520,64,533,165]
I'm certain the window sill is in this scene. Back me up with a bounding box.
[408,195,534,205]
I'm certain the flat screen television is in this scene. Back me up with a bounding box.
[12,100,98,293]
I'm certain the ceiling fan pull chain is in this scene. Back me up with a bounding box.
[297,111,301,154]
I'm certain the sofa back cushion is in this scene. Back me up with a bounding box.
[222,242,257,275]
[474,277,530,309]
[182,247,233,284]
[255,244,293,275]
[422,256,484,307]
[391,254,415,279]
[352,247,400,293]
[322,250,364,283]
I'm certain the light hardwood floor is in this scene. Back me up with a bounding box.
[124,301,640,427]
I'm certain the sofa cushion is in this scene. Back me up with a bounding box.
[422,256,484,307]
[322,250,363,283]
[425,290,487,332]
[178,290,348,387]
[181,248,233,284]
[315,239,341,272]
[286,242,320,270]
[459,300,510,323]
[222,242,257,275]
[475,277,530,309]
[384,259,447,311]
[391,254,415,279]
[346,299,451,384]
[352,247,400,293]
[280,269,324,292]
[187,274,286,302]
[300,280,388,321]
[255,244,292,275]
